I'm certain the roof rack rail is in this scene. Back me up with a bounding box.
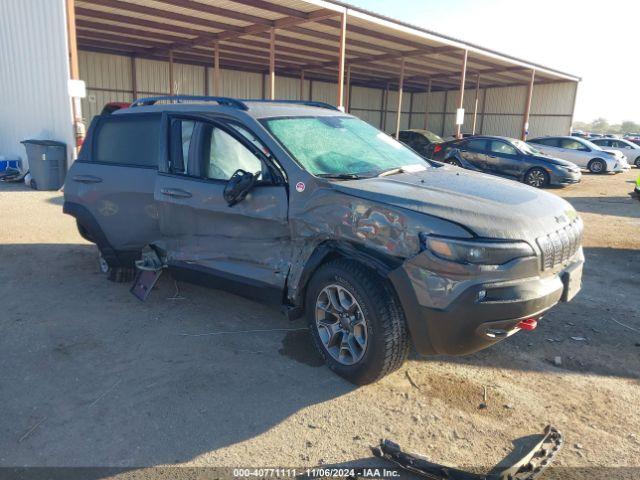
[243,99,341,111]
[130,95,248,110]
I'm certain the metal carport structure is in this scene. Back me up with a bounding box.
[0,0,581,168]
[67,0,580,143]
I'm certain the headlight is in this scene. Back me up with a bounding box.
[421,234,535,265]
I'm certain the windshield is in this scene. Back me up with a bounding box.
[513,139,542,155]
[262,116,430,177]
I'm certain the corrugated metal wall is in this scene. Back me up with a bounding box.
[0,0,74,168]
[79,51,576,140]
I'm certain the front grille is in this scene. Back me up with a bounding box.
[536,218,583,270]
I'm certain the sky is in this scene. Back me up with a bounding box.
[348,0,640,124]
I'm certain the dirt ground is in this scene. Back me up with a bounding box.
[0,170,639,479]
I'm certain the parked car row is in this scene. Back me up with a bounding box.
[398,129,632,189]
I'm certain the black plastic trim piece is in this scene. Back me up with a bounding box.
[168,261,283,306]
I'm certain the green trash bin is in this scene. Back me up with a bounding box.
[21,139,67,191]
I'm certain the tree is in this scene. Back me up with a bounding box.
[590,118,609,133]
[621,121,640,134]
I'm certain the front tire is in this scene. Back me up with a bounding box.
[634,157,640,168]
[305,259,410,385]
[524,167,549,188]
[588,158,606,174]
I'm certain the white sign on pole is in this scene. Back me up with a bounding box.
[68,79,86,98]
[455,108,465,125]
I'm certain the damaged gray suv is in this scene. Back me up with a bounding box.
[64,96,584,385]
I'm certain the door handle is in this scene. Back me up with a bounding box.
[72,175,102,184]
[160,188,192,199]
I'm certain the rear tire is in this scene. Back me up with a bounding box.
[634,157,640,168]
[523,167,549,188]
[588,158,606,174]
[107,266,136,283]
[305,259,410,385]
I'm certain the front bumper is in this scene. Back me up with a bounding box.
[549,169,581,186]
[611,160,631,172]
[389,249,584,356]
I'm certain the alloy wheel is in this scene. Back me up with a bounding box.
[526,169,546,188]
[315,284,368,365]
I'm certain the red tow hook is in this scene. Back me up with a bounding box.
[517,318,538,331]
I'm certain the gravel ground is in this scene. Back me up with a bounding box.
[0,170,638,479]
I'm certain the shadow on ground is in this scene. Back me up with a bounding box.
[563,196,639,218]
[0,242,638,471]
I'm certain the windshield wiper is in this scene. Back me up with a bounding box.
[316,173,362,180]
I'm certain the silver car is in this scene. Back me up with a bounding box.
[590,137,640,167]
[528,136,630,173]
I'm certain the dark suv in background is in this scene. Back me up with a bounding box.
[443,136,582,188]
[63,96,584,384]
[397,129,444,159]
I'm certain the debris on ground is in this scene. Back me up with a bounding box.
[570,336,587,341]
[554,356,562,366]
[405,370,420,390]
[373,425,563,480]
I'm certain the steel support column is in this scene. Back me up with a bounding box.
[522,69,536,140]
[455,49,468,139]
[472,73,480,135]
[169,50,175,96]
[269,28,276,100]
[395,57,405,139]
[131,56,138,99]
[65,0,84,151]
[344,64,351,113]
[337,10,347,110]
[213,40,221,96]
[299,70,305,100]
[424,78,432,130]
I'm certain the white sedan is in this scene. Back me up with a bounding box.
[590,137,640,167]
[527,136,630,174]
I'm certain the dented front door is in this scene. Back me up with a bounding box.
[154,114,290,294]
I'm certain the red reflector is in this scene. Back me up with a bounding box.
[517,318,537,331]
[434,144,442,153]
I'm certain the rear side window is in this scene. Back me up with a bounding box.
[94,115,160,167]
[560,138,589,151]
[530,138,560,147]
[465,139,487,151]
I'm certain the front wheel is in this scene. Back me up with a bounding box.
[305,259,410,385]
[588,158,606,174]
[524,167,549,188]
[634,157,640,168]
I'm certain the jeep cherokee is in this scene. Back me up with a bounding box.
[63,96,584,385]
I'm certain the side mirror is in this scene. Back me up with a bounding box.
[223,169,258,207]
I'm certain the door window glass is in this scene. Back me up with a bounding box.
[206,127,262,180]
[489,140,517,155]
[95,115,160,167]
[560,139,589,151]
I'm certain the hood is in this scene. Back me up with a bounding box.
[331,165,578,241]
